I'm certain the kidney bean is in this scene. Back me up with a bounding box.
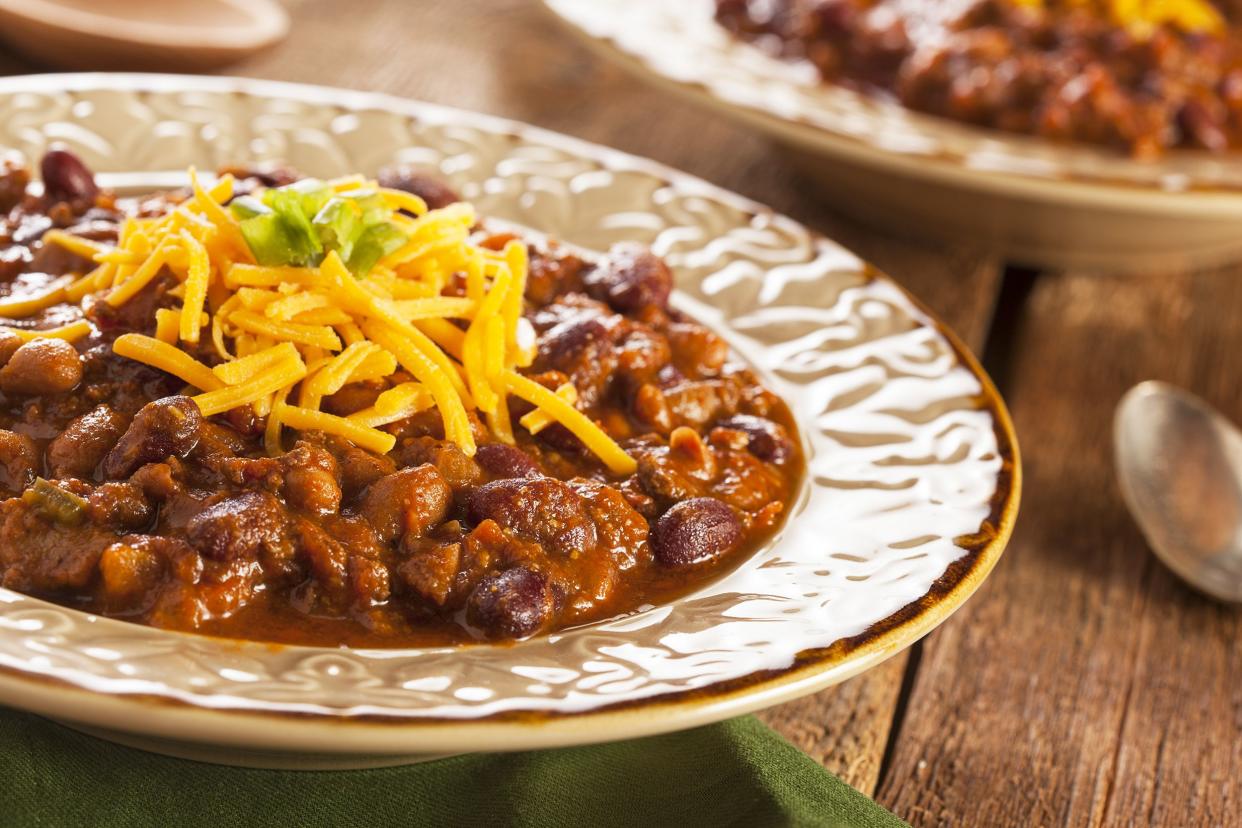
[716,414,795,464]
[585,242,672,314]
[467,566,555,639]
[377,164,461,210]
[40,148,98,204]
[651,497,741,567]
[475,443,542,479]
[101,396,202,480]
[0,338,83,396]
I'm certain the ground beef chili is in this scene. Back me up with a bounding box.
[0,150,801,646]
[716,0,1242,157]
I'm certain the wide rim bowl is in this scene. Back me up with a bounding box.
[0,73,1019,758]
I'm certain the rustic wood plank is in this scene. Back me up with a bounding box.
[877,265,1242,826]
[0,0,1006,793]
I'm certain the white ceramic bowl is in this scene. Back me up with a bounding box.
[544,0,1242,271]
[0,73,1019,768]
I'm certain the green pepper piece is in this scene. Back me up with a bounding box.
[348,222,407,275]
[22,478,88,527]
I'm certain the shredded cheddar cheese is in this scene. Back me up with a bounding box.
[38,167,636,473]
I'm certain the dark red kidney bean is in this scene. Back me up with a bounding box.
[186,490,287,562]
[468,477,596,557]
[0,338,83,396]
[467,566,555,639]
[475,443,542,479]
[536,317,611,371]
[101,396,202,479]
[40,148,98,204]
[585,242,672,314]
[377,164,460,210]
[652,497,741,567]
[717,414,795,464]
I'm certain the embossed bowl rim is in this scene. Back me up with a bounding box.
[0,73,1020,756]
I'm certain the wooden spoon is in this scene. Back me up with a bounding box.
[0,0,289,71]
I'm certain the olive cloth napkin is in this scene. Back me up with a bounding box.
[0,709,905,828]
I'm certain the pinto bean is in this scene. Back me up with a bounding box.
[101,396,202,480]
[467,566,555,639]
[46,405,128,479]
[356,464,452,544]
[585,242,672,314]
[651,497,741,567]
[0,339,82,396]
[40,148,98,204]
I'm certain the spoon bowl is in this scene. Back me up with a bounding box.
[0,0,289,71]
[1115,381,1242,602]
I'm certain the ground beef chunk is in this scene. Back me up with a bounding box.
[87,481,153,531]
[46,405,128,479]
[468,477,598,557]
[355,465,452,544]
[185,490,289,563]
[280,441,342,515]
[0,499,115,592]
[0,153,29,213]
[101,396,202,479]
[0,430,37,496]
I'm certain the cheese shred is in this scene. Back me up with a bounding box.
[42,168,635,472]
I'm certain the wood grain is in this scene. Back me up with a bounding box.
[0,0,1008,798]
[877,266,1242,826]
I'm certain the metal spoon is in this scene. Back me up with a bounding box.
[1115,381,1242,602]
[0,0,289,71]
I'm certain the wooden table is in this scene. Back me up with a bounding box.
[4,2,1238,824]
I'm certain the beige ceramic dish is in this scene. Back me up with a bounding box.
[0,73,1019,769]
[544,0,1242,272]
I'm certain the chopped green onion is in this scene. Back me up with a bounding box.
[230,179,410,275]
[312,197,363,263]
[348,222,407,275]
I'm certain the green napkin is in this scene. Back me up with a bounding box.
[1,709,906,828]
